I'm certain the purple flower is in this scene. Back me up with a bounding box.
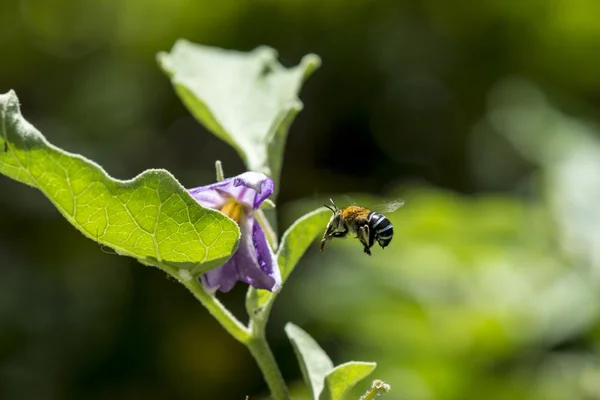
[188,172,281,293]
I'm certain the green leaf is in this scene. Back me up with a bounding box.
[320,362,377,400]
[285,323,334,400]
[246,207,331,319]
[0,90,240,274]
[285,323,377,400]
[157,40,321,195]
[259,198,276,210]
[277,207,331,281]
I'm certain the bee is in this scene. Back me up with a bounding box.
[319,198,404,256]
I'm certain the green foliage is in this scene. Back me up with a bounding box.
[260,198,276,210]
[4,0,600,398]
[285,323,334,400]
[285,323,376,400]
[486,79,600,280]
[277,207,331,281]
[157,40,321,193]
[284,186,600,400]
[0,90,240,274]
[321,362,377,400]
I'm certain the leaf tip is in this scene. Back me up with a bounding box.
[253,45,279,61]
[289,99,304,112]
[171,38,194,52]
[157,38,196,72]
[301,53,322,81]
[302,53,322,68]
[155,51,169,68]
[363,362,377,373]
[0,90,19,108]
[259,198,276,210]
[284,321,298,334]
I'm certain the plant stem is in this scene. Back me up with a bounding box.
[215,160,225,182]
[161,264,251,344]
[247,324,289,400]
[158,192,288,399]
[247,201,286,398]
[160,263,288,399]
[255,208,278,250]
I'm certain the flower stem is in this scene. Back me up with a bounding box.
[247,326,289,400]
[160,262,288,399]
[215,160,225,182]
[160,263,251,343]
[155,215,287,399]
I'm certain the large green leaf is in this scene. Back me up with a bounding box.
[246,208,331,319]
[285,323,334,400]
[0,90,239,274]
[320,362,377,400]
[157,40,321,194]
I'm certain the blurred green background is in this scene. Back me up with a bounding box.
[2,0,600,399]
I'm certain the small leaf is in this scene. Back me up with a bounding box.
[157,40,321,195]
[320,362,377,400]
[246,207,330,318]
[278,207,331,281]
[0,90,240,274]
[285,323,334,400]
[260,198,276,210]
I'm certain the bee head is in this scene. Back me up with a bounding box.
[324,198,344,227]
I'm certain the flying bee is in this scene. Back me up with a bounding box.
[319,198,404,256]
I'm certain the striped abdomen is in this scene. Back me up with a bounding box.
[368,212,393,248]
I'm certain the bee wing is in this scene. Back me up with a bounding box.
[374,198,405,214]
[342,194,358,206]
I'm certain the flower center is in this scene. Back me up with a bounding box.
[220,198,245,223]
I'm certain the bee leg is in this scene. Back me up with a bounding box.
[320,224,346,252]
[356,225,372,256]
[320,223,334,252]
[320,233,330,252]
[329,229,348,238]
[319,239,327,252]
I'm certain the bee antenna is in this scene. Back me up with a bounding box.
[329,198,338,210]
[324,204,335,213]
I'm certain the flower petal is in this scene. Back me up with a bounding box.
[233,172,275,209]
[250,218,281,291]
[200,262,239,293]
[188,184,229,209]
[188,172,274,210]
[199,216,280,293]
